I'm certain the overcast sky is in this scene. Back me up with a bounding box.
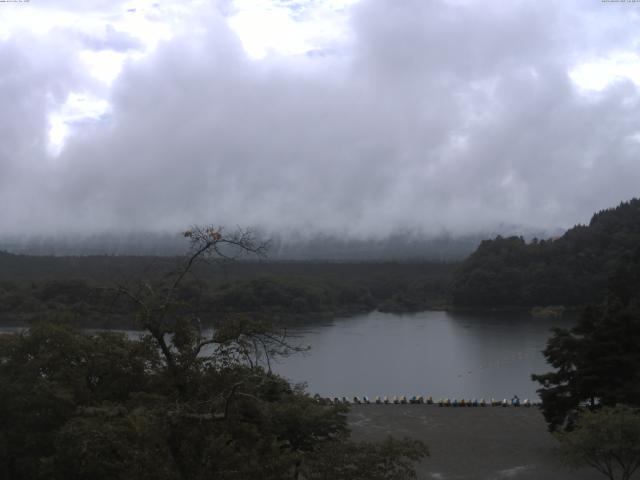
[1,0,639,239]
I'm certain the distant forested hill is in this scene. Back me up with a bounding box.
[451,199,640,307]
[0,232,483,261]
[0,253,454,327]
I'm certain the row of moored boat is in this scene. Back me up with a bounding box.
[314,395,535,407]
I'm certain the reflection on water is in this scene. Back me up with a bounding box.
[274,310,574,399]
[1,310,574,400]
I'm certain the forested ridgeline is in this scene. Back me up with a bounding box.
[452,198,640,307]
[0,256,454,327]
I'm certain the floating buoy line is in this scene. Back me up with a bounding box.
[313,395,538,407]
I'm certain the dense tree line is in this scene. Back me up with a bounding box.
[452,199,640,307]
[0,251,455,286]
[533,291,640,431]
[0,264,453,328]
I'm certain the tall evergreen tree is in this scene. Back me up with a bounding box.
[533,291,640,431]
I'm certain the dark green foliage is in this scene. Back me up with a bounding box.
[556,405,640,480]
[0,321,427,479]
[50,408,175,480]
[532,294,640,431]
[0,323,162,479]
[452,199,640,307]
[0,322,370,479]
[0,262,454,328]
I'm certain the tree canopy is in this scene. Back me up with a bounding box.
[452,198,640,307]
[532,293,640,431]
[556,405,640,480]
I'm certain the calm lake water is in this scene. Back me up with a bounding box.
[273,310,574,400]
[0,310,573,400]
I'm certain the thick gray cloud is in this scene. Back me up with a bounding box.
[2,0,640,239]
[77,25,142,52]
[0,29,91,231]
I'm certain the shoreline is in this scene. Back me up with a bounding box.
[0,303,581,329]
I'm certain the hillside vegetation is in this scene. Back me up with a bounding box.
[452,199,640,307]
[0,256,454,327]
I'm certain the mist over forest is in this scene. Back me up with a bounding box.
[0,229,552,260]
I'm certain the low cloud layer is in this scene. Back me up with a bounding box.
[1,0,640,239]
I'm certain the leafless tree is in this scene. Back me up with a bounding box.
[114,227,264,377]
[113,225,305,393]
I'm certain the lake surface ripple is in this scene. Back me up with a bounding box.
[274,310,573,400]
